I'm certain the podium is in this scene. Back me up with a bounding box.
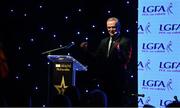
[47,55,87,95]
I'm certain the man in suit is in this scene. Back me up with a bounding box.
[80,17,132,106]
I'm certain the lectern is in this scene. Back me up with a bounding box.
[47,55,87,95]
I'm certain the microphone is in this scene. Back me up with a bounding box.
[131,93,145,97]
[41,42,75,54]
[174,96,178,102]
[64,41,75,49]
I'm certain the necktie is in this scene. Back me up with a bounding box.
[107,37,112,57]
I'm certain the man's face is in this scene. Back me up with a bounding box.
[107,20,119,37]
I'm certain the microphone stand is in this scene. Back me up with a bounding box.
[41,46,65,55]
[41,41,75,55]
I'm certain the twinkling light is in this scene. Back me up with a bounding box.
[59,44,63,47]
[131,75,134,78]
[85,89,89,93]
[126,1,130,4]
[97,84,100,87]
[39,5,43,8]
[30,38,34,42]
[65,16,68,19]
[102,31,105,34]
[24,13,27,17]
[107,10,111,13]
[18,46,22,50]
[53,34,56,38]
[27,64,31,67]
[16,75,19,79]
[85,37,88,40]
[77,31,80,35]
[40,26,44,30]
[35,86,39,90]
[92,25,96,28]
[78,8,82,12]
[10,9,14,12]
[126,29,129,32]
[71,41,75,45]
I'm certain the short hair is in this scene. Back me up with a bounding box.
[107,17,121,33]
[107,17,119,22]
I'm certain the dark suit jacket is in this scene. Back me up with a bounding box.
[80,34,132,84]
[79,35,132,106]
[90,35,132,104]
[96,35,131,68]
[85,35,131,88]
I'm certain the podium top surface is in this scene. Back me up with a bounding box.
[47,55,87,71]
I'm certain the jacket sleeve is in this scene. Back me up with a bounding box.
[116,37,132,69]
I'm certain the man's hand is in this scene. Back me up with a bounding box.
[114,42,121,52]
[80,42,88,49]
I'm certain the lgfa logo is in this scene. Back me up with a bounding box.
[159,61,180,72]
[138,22,151,35]
[159,24,180,35]
[138,96,152,107]
[160,99,173,107]
[138,59,151,71]
[142,79,173,91]
[141,41,173,53]
[139,96,174,107]
[142,3,174,16]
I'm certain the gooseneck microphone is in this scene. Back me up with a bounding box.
[64,41,75,49]
[174,96,178,102]
[131,93,145,97]
[41,41,75,54]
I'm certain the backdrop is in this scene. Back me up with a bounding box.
[138,0,180,107]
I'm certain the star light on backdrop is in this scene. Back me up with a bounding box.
[18,46,22,50]
[16,75,19,79]
[24,13,27,17]
[39,5,43,9]
[65,16,68,20]
[107,10,111,14]
[78,8,82,12]
[10,9,14,12]
[1,0,137,106]
[53,34,56,38]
